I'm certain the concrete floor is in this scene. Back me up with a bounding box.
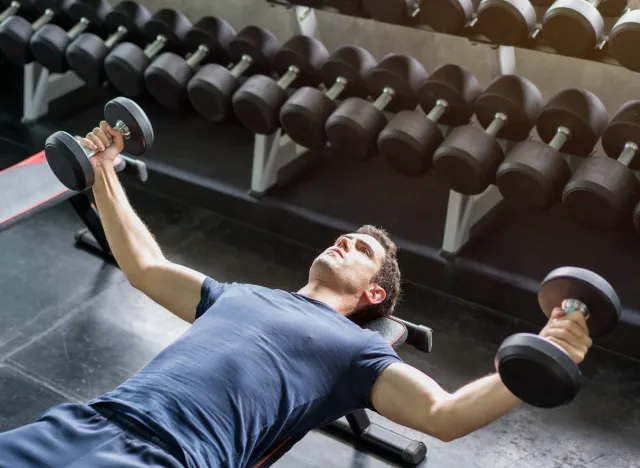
[0,187,639,468]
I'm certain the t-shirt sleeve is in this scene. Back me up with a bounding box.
[350,333,404,411]
[195,276,234,320]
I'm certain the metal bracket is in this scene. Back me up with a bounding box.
[22,62,85,124]
[440,46,516,257]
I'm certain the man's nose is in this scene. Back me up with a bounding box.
[338,237,351,251]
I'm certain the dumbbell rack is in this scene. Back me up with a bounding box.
[250,5,517,258]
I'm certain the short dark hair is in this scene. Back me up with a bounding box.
[352,225,401,323]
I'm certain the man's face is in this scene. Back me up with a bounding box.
[309,233,387,301]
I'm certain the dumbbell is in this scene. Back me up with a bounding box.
[378,64,482,176]
[325,54,428,161]
[475,0,538,45]
[144,17,235,110]
[29,0,112,74]
[0,0,37,23]
[433,75,543,195]
[186,26,280,123]
[609,9,640,72]
[419,0,478,33]
[104,9,192,97]
[45,97,153,191]
[233,35,329,135]
[496,89,608,210]
[65,1,150,86]
[562,101,640,230]
[362,0,420,24]
[541,0,607,57]
[279,45,377,149]
[0,0,61,65]
[496,267,620,408]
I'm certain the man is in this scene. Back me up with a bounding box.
[0,122,592,468]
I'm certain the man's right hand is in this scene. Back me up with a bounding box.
[79,121,125,170]
[539,304,593,364]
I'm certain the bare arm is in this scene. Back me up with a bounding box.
[86,123,206,323]
[371,310,592,442]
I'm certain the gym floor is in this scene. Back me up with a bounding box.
[1,185,639,467]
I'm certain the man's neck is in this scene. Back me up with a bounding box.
[297,282,356,317]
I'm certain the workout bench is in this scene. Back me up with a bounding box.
[256,316,434,467]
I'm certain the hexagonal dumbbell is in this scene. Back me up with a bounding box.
[496,88,608,210]
[433,75,543,195]
[279,45,377,149]
[29,0,112,74]
[186,26,280,122]
[65,1,151,86]
[562,101,640,230]
[325,54,428,161]
[476,0,538,45]
[0,0,61,66]
[232,35,329,135]
[420,0,478,33]
[104,9,192,97]
[362,0,420,24]
[541,0,606,57]
[143,17,235,110]
[378,64,482,176]
[608,9,640,72]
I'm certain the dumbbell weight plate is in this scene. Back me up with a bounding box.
[30,24,73,73]
[46,132,95,191]
[542,0,605,57]
[0,16,38,65]
[66,33,110,85]
[187,64,238,122]
[562,157,640,230]
[420,0,476,34]
[104,43,151,97]
[104,97,154,156]
[609,10,640,72]
[378,110,442,176]
[497,139,571,210]
[280,88,337,149]
[233,75,288,135]
[496,332,581,408]
[538,266,621,338]
[476,0,537,46]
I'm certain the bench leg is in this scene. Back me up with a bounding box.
[68,193,112,257]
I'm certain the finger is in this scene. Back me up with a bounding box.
[93,126,110,149]
[562,310,589,334]
[105,122,124,148]
[86,133,104,151]
[547,337,583,363]
[79,137,97,151]
[546,320,585,343]
[544,327,584,348]
[548,307,566,322]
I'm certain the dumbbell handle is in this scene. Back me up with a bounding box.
[0,1,20,22]
[32,8,55,29]
[373,87,395,111]
[230,54,253,78]
[325,77,347,101]
[186,44,209,69]
[83,120,131,159]
[618,141,638,166]
[549,126,570,150]
[485,112,508,137]
[105,25,128,49]
[68,17,90,41]
[426,99,449,123]
[144,34,167,60]
[277,65,300,90]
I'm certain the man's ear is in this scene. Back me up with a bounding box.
[364,283,386,305]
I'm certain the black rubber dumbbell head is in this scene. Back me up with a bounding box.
[45,97,154,191]
[362,0,419,24]
[609,10,640,73]
[0,0,59,66]
[563,100,640,230]
[497,266,620,408]
[233,35,329,135]
[65,1,151,86]
[476,0,537,46]
[104,9,192,97]
[497,88,608,210]
[30,0,112,74]
[280,45,376,149]
[433,74,543,195]
[187,26,280,122]
[380,64,482,176]
[144,17,235,110]
[420,0,477,33]
[542,0,605,57]
[325,54,428,161]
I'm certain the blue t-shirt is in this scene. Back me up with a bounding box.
[91,278,403,468]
